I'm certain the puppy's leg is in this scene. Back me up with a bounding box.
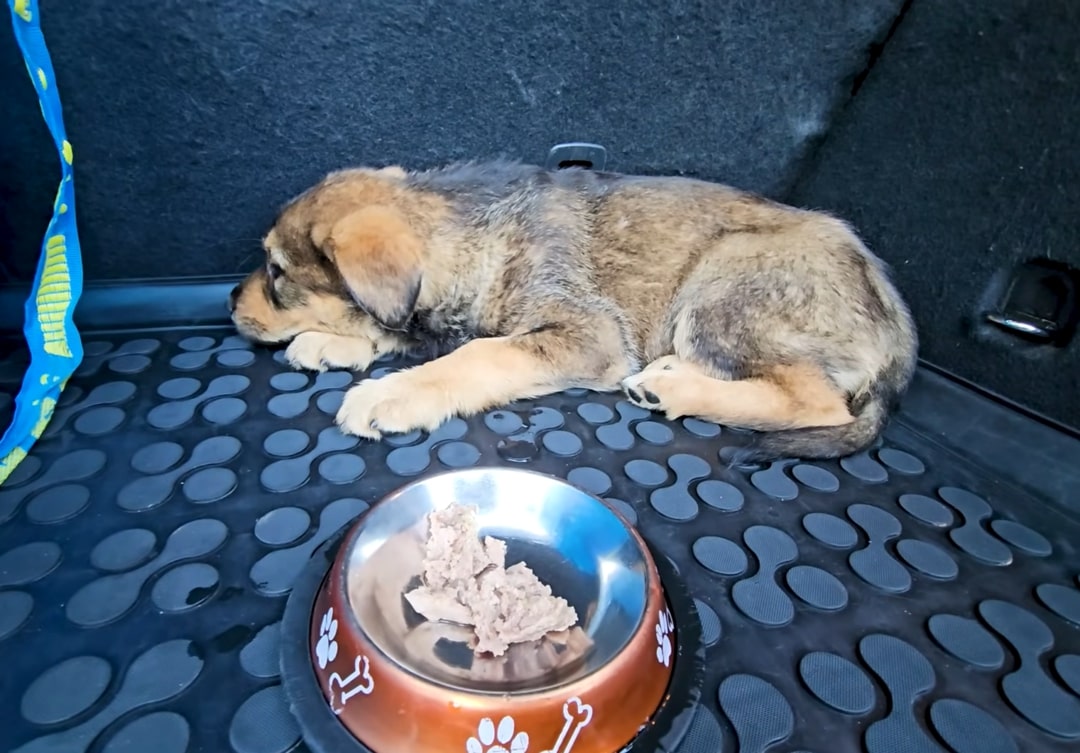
[621,356,853,431]
[336,324,629,439]
[285,331,406,372]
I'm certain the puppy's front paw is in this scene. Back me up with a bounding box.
[285,332,376,372]
[335,372,451,440]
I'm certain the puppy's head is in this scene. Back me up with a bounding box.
[230,165,425,344]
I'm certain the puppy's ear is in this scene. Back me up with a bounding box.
[313,205,422,330]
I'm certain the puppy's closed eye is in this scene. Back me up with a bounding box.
[268,261,284,281]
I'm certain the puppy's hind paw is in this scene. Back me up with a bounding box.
[285,332,376,373]
[620,373,663,410]
[620,356,693,419]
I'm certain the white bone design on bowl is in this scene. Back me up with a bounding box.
[540,697,594,753]
[328,654,375,715]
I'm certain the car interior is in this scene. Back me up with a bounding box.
[2,2,1078,752]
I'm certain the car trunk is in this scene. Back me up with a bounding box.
[2,2,1079,752]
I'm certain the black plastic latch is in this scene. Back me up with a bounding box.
[545,143,608,172]
[985,258,1080,346]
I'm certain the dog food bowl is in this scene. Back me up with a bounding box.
[298,468,677,753]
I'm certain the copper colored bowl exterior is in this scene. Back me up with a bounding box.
[309,514,676,753]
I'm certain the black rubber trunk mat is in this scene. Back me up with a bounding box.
[1,327,1079,753]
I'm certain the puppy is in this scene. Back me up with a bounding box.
[230,160,917,462]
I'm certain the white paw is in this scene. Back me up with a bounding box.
[466,716,529,753]
[335,371,450,440]
[654,607,675,666]
[286,331,375,372]
[316,607,339,669]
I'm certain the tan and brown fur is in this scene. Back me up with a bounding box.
[230,160,918,462]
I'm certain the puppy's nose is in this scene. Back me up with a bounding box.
[228,284,241,313]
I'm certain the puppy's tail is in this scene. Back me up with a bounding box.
[724,360,915,466]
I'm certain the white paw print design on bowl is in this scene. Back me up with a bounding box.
[654,608,674,666]
[316,607,339,669]
[466,716,530,753]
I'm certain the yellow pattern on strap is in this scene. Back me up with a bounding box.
[38,233,73,357]
[30,397,57,438]
[0,447,28,479]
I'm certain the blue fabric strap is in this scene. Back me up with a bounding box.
[1,0,84,484]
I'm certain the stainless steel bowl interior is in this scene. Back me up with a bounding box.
[343,468,653,694]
